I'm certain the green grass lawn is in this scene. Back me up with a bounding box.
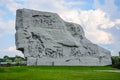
[0,66,120,80]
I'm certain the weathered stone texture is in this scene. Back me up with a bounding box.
[15,9,112,66]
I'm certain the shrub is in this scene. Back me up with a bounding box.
[111,56,120,68]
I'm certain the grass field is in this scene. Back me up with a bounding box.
[0,66,120,80]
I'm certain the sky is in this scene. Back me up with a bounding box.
[0,0,120,58]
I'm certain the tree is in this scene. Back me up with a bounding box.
[14,57,22,63]
[3,55,9,62]
[111,56,120,68]
[119,51,120,56]
[6,59,12,63]
[0,58,3,62]
[14,55,25,63]
[4,55,9,59]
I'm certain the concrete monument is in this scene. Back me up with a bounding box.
[15,9,112,66]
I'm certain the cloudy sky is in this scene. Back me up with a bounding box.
[0,0,120,58]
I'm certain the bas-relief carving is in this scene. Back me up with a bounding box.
[15,9,112,66]
[45,46,63,58]
[32,15,56,27]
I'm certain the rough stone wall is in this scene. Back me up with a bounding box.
[15,9,112,66]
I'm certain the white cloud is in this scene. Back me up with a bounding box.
[0,10,5,17]
[93,0,120,30]
[66,1,86,5]
[116,26,120,30]
[3,0,65,14]
[86,30,113,44]
[0,46,24,58]
[110,41,120,56]
[114,19,120,30]
[94,0,120,20]
[115,19,120,24]
[0,20,15,34]
[3,46,21,53]
[77,9,114,44]
[5,0,24,15]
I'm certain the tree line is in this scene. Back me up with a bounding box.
[111,56,120,69]
[0,55,26,65]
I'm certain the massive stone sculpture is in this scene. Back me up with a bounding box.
[15,9,112,66]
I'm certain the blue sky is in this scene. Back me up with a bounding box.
[0,0,120,58]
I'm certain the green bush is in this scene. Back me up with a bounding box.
[111,56,120,68]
